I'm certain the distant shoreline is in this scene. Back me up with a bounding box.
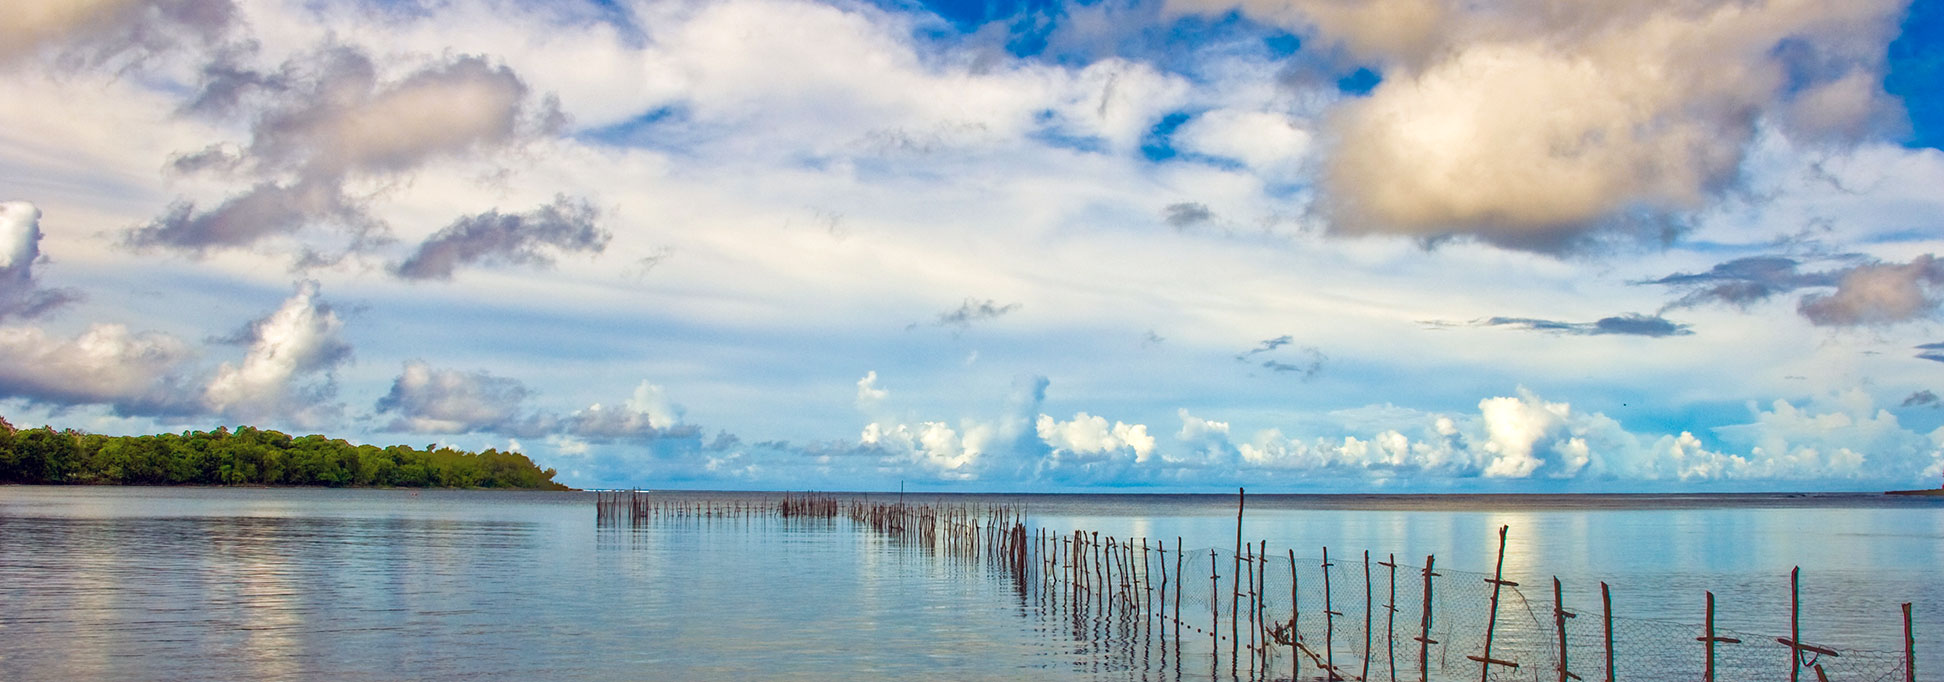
[1885,488,1944,496]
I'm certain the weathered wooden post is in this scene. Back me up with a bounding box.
[1419,555,1438,682]
[1601,582,1614,682]
[1232,487,1245,675]
[1905,602,1916,682]
[1381,553,1398,682]
[1157,539,1167,643]
[1290,548,1302,682]
[1775,568,1838,682]
[1468,525,1520,681]
[1364,550,1375,682]
[1553,577,1578,682]
[1258,540,1268,663]
[1324,546,1340,680]
[1697,590,1740,682]
[1175,537,1184,652]
[1212,549,1221,656]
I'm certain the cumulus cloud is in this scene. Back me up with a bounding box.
[0,0,235,67]
[394,195,609,280]
[374,361,533,433]
[1036,412,1157,464]
[1797,254,1944,326]
[857,374,1047,481]
[558,381,694,441]
[1171,0,1909,251]
[1478,314,1693,337]
[128,48,552,259]
[374,363,701,443]
[0,201,79,320]
[1220,387,1942,485]
[1903,390,1940,408]
[0,323,199,415]
[203,281,352,426]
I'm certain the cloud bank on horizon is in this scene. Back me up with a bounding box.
[1,0,1943,491]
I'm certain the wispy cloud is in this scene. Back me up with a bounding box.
[1478,314,1693,338]
[926,298,1021,331]
[394,195,609,280]
[1162,202,1213,229]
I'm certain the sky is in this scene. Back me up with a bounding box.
[2,0,1944,493]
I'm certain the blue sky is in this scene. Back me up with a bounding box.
[3,0,1944,492]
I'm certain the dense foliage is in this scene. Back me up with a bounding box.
[0,416,569,489]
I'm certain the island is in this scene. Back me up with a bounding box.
[0,416,568,490]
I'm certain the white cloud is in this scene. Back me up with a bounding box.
[1173,0,1908,251]
[560,381,686,440]
[856,370,888,409]
[1036,412,1157,463]
[0,323,196,414]
[1170,110,1312,179]
[374,361,532,433]
[203,280,350,426]
[1477,389,1574,478]
[0,200,78,320]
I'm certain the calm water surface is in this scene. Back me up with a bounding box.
[1,487,1939,680]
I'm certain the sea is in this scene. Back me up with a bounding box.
[0,486,1938,681]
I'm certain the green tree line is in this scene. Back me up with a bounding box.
[0,416,569,490]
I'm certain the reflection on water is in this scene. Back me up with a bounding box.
[0,487,1938,680]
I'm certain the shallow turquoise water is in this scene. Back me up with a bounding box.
[0,487,1937,681]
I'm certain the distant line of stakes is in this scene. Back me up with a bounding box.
[592,488,1920,682]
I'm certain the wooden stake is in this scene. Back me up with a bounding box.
[1554,577,1579,682]
[1364,550,1374,682]
[1419,555,1438,682]
[1175,537,1184,653]
[1211,549,1221,654]
[1601,582,1613,682]
[1325,546,1339,680]
[1290,547,1302,682]
[1905,602,1915,682]
[1791,567,1801,682]
[1469,525,1520,679]
[1232,487,1245,675]
[1697,590,1740,682]
[1381,553,1398,682]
